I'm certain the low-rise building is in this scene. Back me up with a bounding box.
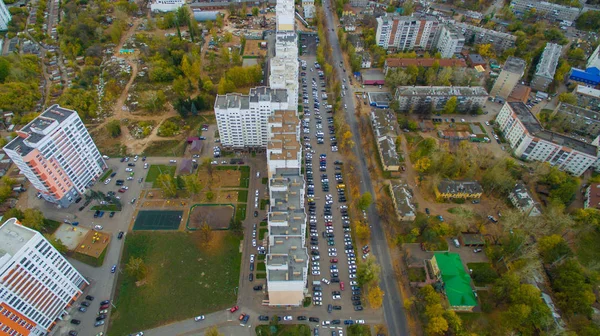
[429,252,477,311]
[575,85,600,112]
[347,34,364,52]
[467,54,486,67]
[495,102,599,176]
[435,179,483,200]
[362,69,385,85]
[453,22,517,53]
[150,0,185,12]
[370,109,400,171]
[384,58,466,75]
[341,15,357,32]
[490,57,527,100]
[568,67,600,87]
[358,51,371,68]
[551,102,600,138]
[394,86,488,112]
[507,84,531,103]
[508,183,542,216]
[584,183,600,210]
[389,181,416,221]
[509,0,582,22]
[531,43,562,92]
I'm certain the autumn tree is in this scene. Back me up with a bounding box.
[355,221,370,240]
[205,326,223,336]
[198,221,213,246]
[156,173,177,198]
[443,96,457,114]
[558,92,576,104]
[414,157,431,174]
[367,285,384,308]
[106,120,121,138]
[141,90,167,112]
[357,256,381,287]
[182,174,202,195]
[357,192,372,211]
[125,256,148,281]
[21,208,45,231]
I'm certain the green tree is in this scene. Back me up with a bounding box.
[356,256,380,286]
[21,208,44,231]
[125,256,148,281]
[550,259,596,317]
[203,78,215,93]
[357,192,372,211]
[0,58,11,83]
[156,173,177,198]
[157,120,180,137]
[252,7,259,16]
[182,174,202,195]
[217,77,236,94]
[558,92,576,104]
[4,208,24,220]
[443,96,457,114]
[141,90,167,112]
[105,120,121,138]
[538,234,572,264]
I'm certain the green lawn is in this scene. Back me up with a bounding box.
[109,232,241,335]
[42,219,61,235]
[90,204,121,211]
[260,199,269,210]
[239,166,250,188]
[258,254,266,261]
[256,272,266,279]
[257,261,266,272]
[348,324,372,336]
[142,140,186,157]
[235,205,247,222]
[259,228,268,240]
[467,263,498,286]
[255,324,311,336]
[70,248,107,267]
[260,221,267,227]
[100,169,113,181]
[262,177,268,184]
[146,165,176,186]
[237,190,249,203]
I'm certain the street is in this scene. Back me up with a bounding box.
[320,1,409,335]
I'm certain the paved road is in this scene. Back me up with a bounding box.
[320,2,409,335]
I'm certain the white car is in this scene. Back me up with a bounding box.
[104,179,111,185]
[328,252,337,257]
[314,292,322,297]
[356,320,365,324]
[250,254,255,263]
[322,321,331,326]
[194,315,205,321]
[312,270,321,275]
[332,295,341,300]
[94,225,103,231]
[255,190,259,196]
[125,168,133,172]
[134,155,139,162]
[144,163,149,169]
[485,121,490,126]
[321,278,330,285]
[313,296,322,301]
[284,316,293,321]
[252,239,256,247]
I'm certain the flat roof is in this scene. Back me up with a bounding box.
[438,179,483,195]
[511,182,539,210]
[0,218,36,261]
[534,43,562,79]
[385,58,466,68]
[433,252,477,308]
[361,69,385,81]
[389,181,416,218]
[396,86,488,97]
[502,57,527,74]
[508,102,597,156]
[575,85,600,99]
[214,87,288,110]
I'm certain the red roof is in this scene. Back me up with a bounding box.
[385,58,467,68]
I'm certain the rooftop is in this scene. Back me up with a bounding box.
[502,57,527,74]
[266,237,307,282]
[0,218,36,263]
[556,102,600,123]
[433,252,477,308]
[385,58,466,68]
[510,183,539,210]
[508,102,598,156]
[575,85,600,99]
[395,86,488,97]
[437,179,483,195]
[214,87,288,110]
[587,183,600,210]
[534,43,562,79]
[390,181,416,218]
[467,54,486,65]
[453,22,517,41]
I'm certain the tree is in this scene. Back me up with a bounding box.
[558,92,576,104]
[125,256,148,281]
[44,234,69,254]
[402,0,415,15]
[157,120,180,137]
[141,90,167,112]
[21,208,44,231]
[217,77,236,94]
[443,96,457,114]
[550,259,595,317]
[198,221,212,246]
[476,44,494,58]
[538,234,572,264]
[182,174,202,195]
[414,157,431,174]
[481,160,517,195]
[252,7,259,16]
[0,58,10,83]
[156,173,177,198]
[203,78,215,93]
[356,256,380,286]
[205,326,223,336]
[357,192,372,211]
[4,208,24,220]
[106,120,121,138]
[367,285,384,308]
[355,221,370,240]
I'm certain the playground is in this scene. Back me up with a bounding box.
[187,204,235,230]
[74,230,111,258]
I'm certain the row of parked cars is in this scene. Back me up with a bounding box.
[68,297,111,335]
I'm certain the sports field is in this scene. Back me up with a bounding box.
[133,210,183,230]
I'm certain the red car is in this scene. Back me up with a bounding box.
[325,222,333,226]
[340,281,345,291]
[100,304,109,310]
[330,258,338,263]
[230,306,239,313]
[118,188,127,193]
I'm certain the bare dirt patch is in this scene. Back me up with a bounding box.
[188,204,235,230]
[243,40,267,57]
[74,230,111,258]
[198,169,241,188]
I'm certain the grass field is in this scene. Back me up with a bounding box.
[91,204,121,211]
[100,169,113,181]
[142,140,186,157]
[237,190,249,203]
[109,231,241,335]
[235,204,247,222]
[348,324,372,336]
[255,324,311,336]
[259,228,268,240]
[70,248,107,267]
[146,165,176,186]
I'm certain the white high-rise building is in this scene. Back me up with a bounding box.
[375,14,441,51]
[270,32,299,108]
[436,25,465,58]
[0,218,89,336]
[214,87,289,148]
[3,105,107,208]
[0,0,11,31]
[276,0,295,32]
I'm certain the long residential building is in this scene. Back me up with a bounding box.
[0,0,11,31]
[495,102,598,176]
[375,14,441,51]
[370,109,401,171]
[490,57,527,100]
[575,85,600,112]
[509,0,582,22]
[267,110,302,177]
[269,32,299,108]
[436,25,465,58]
[452,22,517,53]
[531,43,562,92]
[552,102,600,138]
[384,58,466,75]
[0,218,89,335]
[394,86,488,112]
[3,105,106,208]
[389,181,416,221]
[214,87,289,148]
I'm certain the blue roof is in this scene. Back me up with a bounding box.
[570,67,600,85]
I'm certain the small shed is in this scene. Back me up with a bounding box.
[178,159,194,175]
[459,233,485,247]
[467,54,486,67]
[190,140,203,153]
[187,136,200,144]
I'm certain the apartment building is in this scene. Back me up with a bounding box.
[0,218,89,335]
[375,14,441,51]
[588,45,600,70]
[495,102,598,176]
[349,0,368,7]
[452,22,517,53]
[275,0,294,31]
[552,102,600,138]
[267,110,302,177]
[436,25,465,58]
[269,32,299,107]
[508,183,542,216]
[214,87,289,148]
[531,43,562,92]
[389,181,416,221]
[384,58,466,75]
[509,0,582,22]
[0,0,11,31]
[3,105,106,208]
[394,86,488,112]
[584,183,600,210]
[150,0,185,12]
[370,109,401,171]
[435,179,483,199]
[490,57,527,100]
[575,85,600,112]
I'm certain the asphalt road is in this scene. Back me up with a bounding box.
[320,2,409,335]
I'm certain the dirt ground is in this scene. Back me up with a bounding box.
[197,190,239,204]
[198,170,241,188]
[188,205,234,230]
[243,40,267,57]
[74,230,110,258]
[54,224,90,250]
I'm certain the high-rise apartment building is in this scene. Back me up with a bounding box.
[375,14,440,51]
[0,0,11,31]
[0,218,89,335]
[495,102,598,176]
[531,43,562,92]
[267,110,302,177]
[452,22,517,53]
[436,25,465,58]
[3,105,106,208]
[490,57,527,100]
[214,87,289,148]
[270,32,299,108]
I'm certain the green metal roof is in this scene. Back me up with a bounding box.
[434,252,478,308]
